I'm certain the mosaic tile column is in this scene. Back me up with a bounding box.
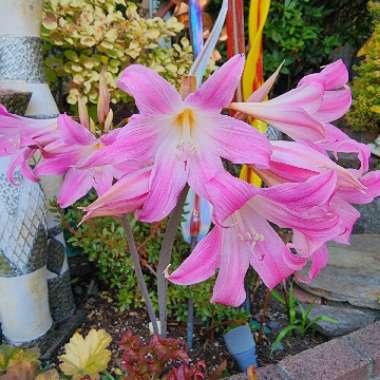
[0,0,74,344]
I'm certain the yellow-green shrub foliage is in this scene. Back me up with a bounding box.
[42,0,195,106]
[348,1,380,132]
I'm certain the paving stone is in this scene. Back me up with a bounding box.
[256,365,289,380]
[279,338,370,380]
[347,321,380,377]
[297,235,380,310]
[306,303,378,337]
[224,375,247,380]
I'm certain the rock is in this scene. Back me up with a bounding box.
[354,199,380,233]
[305,303,378,337]
[268,321,283,331]
[297,235,380,310]
[294,286,322,305]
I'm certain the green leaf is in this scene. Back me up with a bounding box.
[271,289,286,305]
[312,315,339,324]
[273,325,297,346]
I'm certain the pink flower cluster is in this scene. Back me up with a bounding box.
[1,56,379,307]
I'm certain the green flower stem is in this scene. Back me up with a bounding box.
[157,186,189,337]
[122,214,159,335]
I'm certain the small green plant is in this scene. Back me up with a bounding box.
[271,285,338,351]
[348,1,380,132]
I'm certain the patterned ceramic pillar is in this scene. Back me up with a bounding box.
[0,0,74,344]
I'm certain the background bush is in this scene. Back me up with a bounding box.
[347,1,380,133]
[209,0,370,91]
[42,0,195,114]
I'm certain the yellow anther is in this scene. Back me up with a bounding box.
[175,108,195,130]
[93,141,104,150]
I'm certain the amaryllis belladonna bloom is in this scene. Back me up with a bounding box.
[81,55,272,223]
[35,114,130,208]
[168,171,342,306]
[231,60,370,172]
[254,141,380,279]
[0,105,58,183]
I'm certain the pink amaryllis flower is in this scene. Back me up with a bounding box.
[167,171,341,306]
[299,60,370,173]
[254,140,380,279]
[230,60,370,172]
[35,114,129,208]
[81,55,272,223]
[79,167,151,223]
[0,105,59,183]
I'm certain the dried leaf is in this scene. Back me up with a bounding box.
[0,361,38,380]
[247,365,257,380]
[97,69,110,124]
[35,369,60,380]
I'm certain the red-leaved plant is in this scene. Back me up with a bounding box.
[119,330,205,380]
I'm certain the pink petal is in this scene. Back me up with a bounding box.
[270,141,365,190]
[117,64,181,115]
[313,87,352,122]
[58,114,95,146]
[58,168,93,208]
[35,151,80,176]
[230,102,325,142]
[240,209,306,289]
[81,167,151,221]
[318,123,370,173]
[188,152,254,223]
[330,196,360,244]
[262,170,337,210]
[267,83,324,114]
[251,189,342,255]
[296,245,329,283]
[338,170,380,204]
[257,162,318,185]
[247,62,284,102]
[93,168,114,195]
[309,245,329,280]
[186,54,245,111]
[206,114,271,167]
[136,147,188,222]
[211,227,249,306]
[299,60,349,90]
[78,115,161,169]
[7,148,38,184]
[167,227,221,285]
